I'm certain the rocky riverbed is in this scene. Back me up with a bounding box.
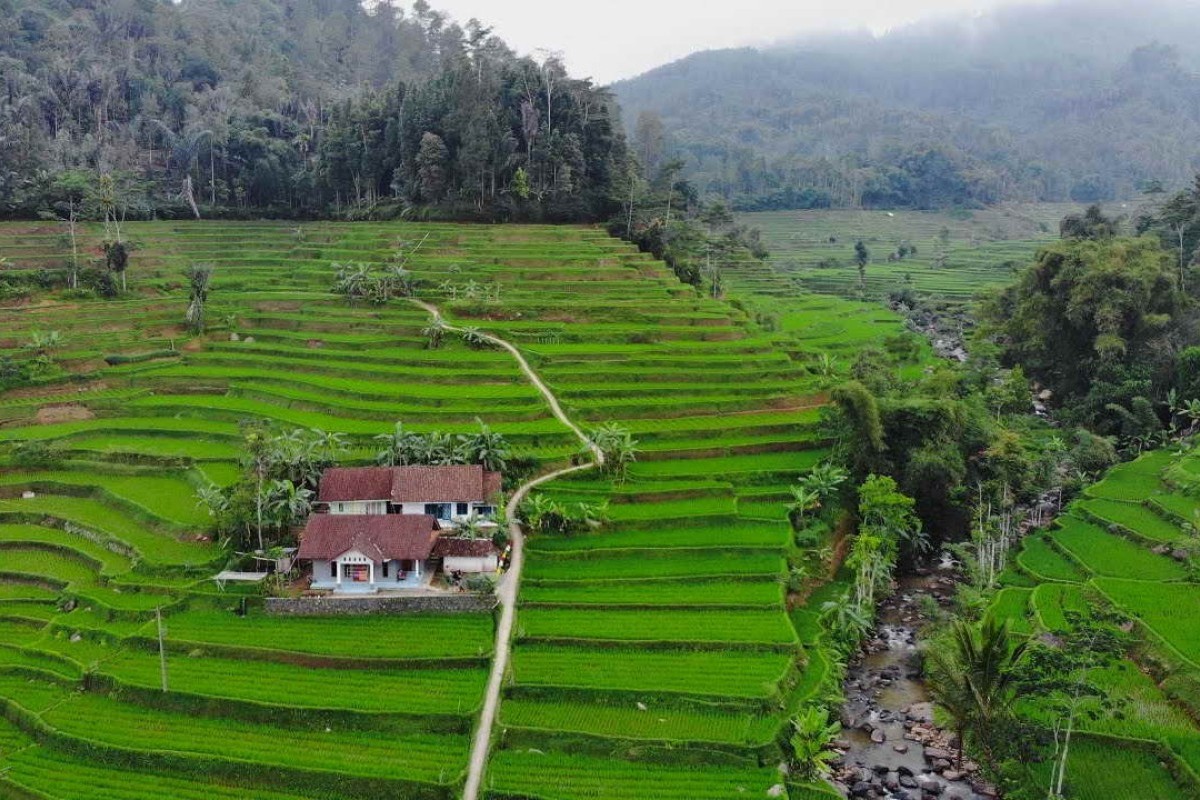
[830,567,1000,800]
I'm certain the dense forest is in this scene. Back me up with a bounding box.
[0,0,632,220]
[615,0,1200,210]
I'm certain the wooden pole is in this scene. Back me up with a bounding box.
[156,607,168,692]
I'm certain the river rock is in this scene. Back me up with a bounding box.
[850,780,873,797]
[900,774,919,789]
[894,743,909,754]
[917,774,944,794]
[932,758,952,771]
[871,729,887,744]
[942,769,964,781]
[924,747,951,762]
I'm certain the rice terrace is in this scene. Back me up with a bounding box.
[0,219,909,799]
[5,0,1200,799]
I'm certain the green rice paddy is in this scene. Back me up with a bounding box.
[0,219,923,798]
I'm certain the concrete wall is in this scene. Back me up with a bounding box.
[444,555,499,574]
[265,593,495,616]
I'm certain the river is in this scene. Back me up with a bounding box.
[828,565,1001,800]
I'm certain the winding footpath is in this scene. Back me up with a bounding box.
[406,298,604,800]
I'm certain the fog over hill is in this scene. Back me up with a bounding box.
[614,0,1200,209]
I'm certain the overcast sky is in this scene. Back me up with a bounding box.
[415,0,1050,83]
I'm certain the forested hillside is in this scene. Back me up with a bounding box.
[615,0,1200,210]
[0,0,631,220]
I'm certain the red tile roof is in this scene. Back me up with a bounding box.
[391,465,502,503]
[317,467,394,502]
[296,514,440,561]
[316,465,503,504]
[432,537,498,558]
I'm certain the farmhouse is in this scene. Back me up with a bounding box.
[317,464,501,525]
[298,465,502,593]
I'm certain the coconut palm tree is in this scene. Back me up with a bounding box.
[926,616,1028,769]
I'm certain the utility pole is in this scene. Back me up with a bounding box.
[156,607,168,692]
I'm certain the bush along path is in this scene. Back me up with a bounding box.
[406,297,604,800]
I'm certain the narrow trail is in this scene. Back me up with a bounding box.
[406,298,603,800]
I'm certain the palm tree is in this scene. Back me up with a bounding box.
[520,493,559,536]
[789,705,841,780]
[26,330,62,355]
[154,122,211,219]
[423,316,448,349]
[184,263,213,334]
[265,479,314,533]
[802,462,849,506]
[376,422,422,466]
[819,591,870,655]
[926,616,1028,769]
[461,327,490,350]
[195,483,228,520]
[461,419,510,471]
[458,515,487,540]
[588,422,639,482]
[789,486,821,527]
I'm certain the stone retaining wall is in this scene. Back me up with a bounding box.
[265,593,495,616]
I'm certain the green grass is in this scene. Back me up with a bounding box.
[520,579,783,608]
[1025,736,1185,800]
[1017,534,1087,582]
[1032,582,1089,632]
[486,749,783,800]
[512,645,793,698]
[161,606,494,660]
[499,698,777,745]
[1095,579,1200,666]
[524,551,785,582]
[1053,517,1186,581]
[1076,498,1185,543]
[517,608,797,645]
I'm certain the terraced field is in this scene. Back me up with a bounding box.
[991,447,1200,798]
[740,203,1083,300]
[0,220,916,798]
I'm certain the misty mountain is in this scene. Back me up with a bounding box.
[614,0,1200,209]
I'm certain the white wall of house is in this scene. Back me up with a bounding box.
[329,500,388,515]
[443,554,498,574]
[309,553,433,591]
[397,501,496,523]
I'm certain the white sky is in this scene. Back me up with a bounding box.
[415,0,1050,83]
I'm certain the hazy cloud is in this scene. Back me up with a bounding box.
[414,0,1053,82]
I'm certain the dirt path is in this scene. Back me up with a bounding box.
[407,298,603,800]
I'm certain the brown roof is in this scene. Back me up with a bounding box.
[297,514,440,561]
[391,465,502,503]
[317,467,394,502]
[432,537,498,558]
[317,466,503,505]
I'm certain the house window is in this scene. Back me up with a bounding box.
[330,562,336,578]
[476,505,494,517]
[424,503,451,520]
[382,561,389,577]
[456,502,469,516]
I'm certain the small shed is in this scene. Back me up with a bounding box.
[433,537,499,575]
